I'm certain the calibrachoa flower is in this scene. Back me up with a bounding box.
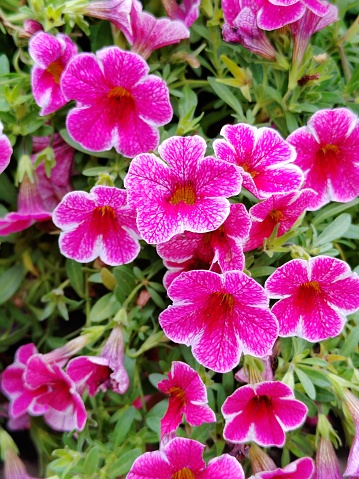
[0,120,12,173]
[157,361,216,436]
[162,250,216,289]
[61,46,173,157]
[127,437,245,479]
[83,0,132,33]
[52,185,140,266]
[4,448,40,479]
[235,356,274,383]
[29,31,77,115]
[124,135,242,244]
[161,0,201,27]
[265,256,359,342]
[343,390,359,478]
[157,203,251,276]
[244,189,316,251]
[213,124,302,199]
[249,457,314,479]
[314,437,343,479]
[222,381,308,447]
[159,270,279,373]
[287,108,359,210]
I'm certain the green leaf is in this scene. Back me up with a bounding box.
[294,389,317,417]
[313,213,351,247]
[83,446,100,476]
[59,129,116,158]
[90,21,113,51]
[66,259,84,298]
[0,54,10,75]
[207,77,245,119]
[107,448,142,477]
[146,286,166,309]
[89,293,121,323]
[297,366,331,388]
[113,265,137,303]
[342,326,359,355]
[312,198,359,225]
[295,367,316,400]
[249,266,276,278]
[111,406,136,447]
[0,264,25,305]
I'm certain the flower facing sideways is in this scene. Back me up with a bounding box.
[0,120,12,173]
[313,436,343,479]
[249,457,314,479]
[161,0,201,27]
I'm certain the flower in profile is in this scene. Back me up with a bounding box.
[161,0,201,27]
[250,457,314,479]
[287,108,359,210]
[4,448,40,479]
[157,361,216,436]
[83,0,132,33]
[0,120,12,173]
[222,381,308,447]
[213,123,302,199]
[314,436,343,479]
[343,390,359,478]
[244,189,316,251]
[61,46,172,157]
[127,437,245,479]
[265,256,359,342]
[125,135,242,244]
[29,31,77,116]
[159,270,278,373]
[235,356,274,383]
[53,185,140,266]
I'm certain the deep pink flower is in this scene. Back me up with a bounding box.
[244,189,316,251]
[67,327,129,395]
[83,0,132,33]
[157,361,216,436]
[287,108,359,210]
[314,437,343,479]
[249,457,314,479]
[213,123,302,199]
[23,19,43,36]
[0,120,12,173]
[61,47,172,157]
[127,437,245,479]
[162,251,216,289]
[222,381,308,447]
[159,270,279,373]
[343,390,359,478]
[29,31,77,116]
[125,135,242,244]
[53,185,140,266]
[161,0,201,27]
[157,203,251,279]
[265,256,359,342]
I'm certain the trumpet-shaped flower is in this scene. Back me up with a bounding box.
[157,361,216,436]
[83,0,132,33]
[0,121,12,173]
[249,457,314,479]
[29,31,77,115]
[314,437,343,479]
[265,256,359,342]
[213,124,302,199]
[222,381,308,447]
[53,185,140,266]
[287,108,359,210]
[4,449,40,479]
[127,437,245,479]
[161,0,201,27]
[61,46,173,158]
[343,390,359,478]
[125,135,242,244]
[159,270,279,373]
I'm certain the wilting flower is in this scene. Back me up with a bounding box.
[61,46,172,157]
[125,135,242,244]
[53,185,140,266]
[222,381,307,447]
[157,361,216,436]
[67,326,129,395]
[161,0,201,27]
[244,189,316,251]
[127,437,245,479]
[213,123,302,199]
[83,0,132,33]
[29,31,77,116]
[287,108,359,210]
[343,390,359,478]
[250,457,314,479]
[314,436,343,479]
[0,120,12,173]
[159,270,278,373]
[265,256,359,342]
[4,448,40,479]
[157,203,251,280]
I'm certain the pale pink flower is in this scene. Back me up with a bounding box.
[250,457,314,479]
[61,46,172,157]
[0,120,12,173]
[287,108,359,210]
[222,381,308,447]
[159,270,279,373]
[343,390,359,478]
[314,437,343,479]
[213,123,302,199]
[265,256,359,342]
[127,437,245,479]
[83,0,132,33]
[124,135,242,244]
[244,189,316,252]
[53,185,140,266]
[29,31,77,116]
[161,0,201,27]
[157,361,216,436]
[4,449,40,479]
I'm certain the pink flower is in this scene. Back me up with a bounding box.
[222,381,308,447]
[159,270,279,373]
[244,189,316,252]
[67,326,129,395]
[249,457,314,479]
[61,46,172,158]
[213,123,302,199]
[265,256,359,342]
[287,108,359,210]
[162,252,216,289]
[0,120,12,173]
[161,0,201,27]
[157,203,251,279]
[4,449,40,479]
[127,437,245,479]
[29,31,77,116]
[53,185,140,266]
[124,135,242,244]
[157,361,216,436]
[83,0,132,33]
[23,19,43,36]
[343,390,359,478]
[314,437,343,479]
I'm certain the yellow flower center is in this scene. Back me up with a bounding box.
[168,386,186,405]
[269,209,285,222]
[107,86,134,101]
[172,468,196,479]
[170,185,196,205]
[46,60,64,85]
